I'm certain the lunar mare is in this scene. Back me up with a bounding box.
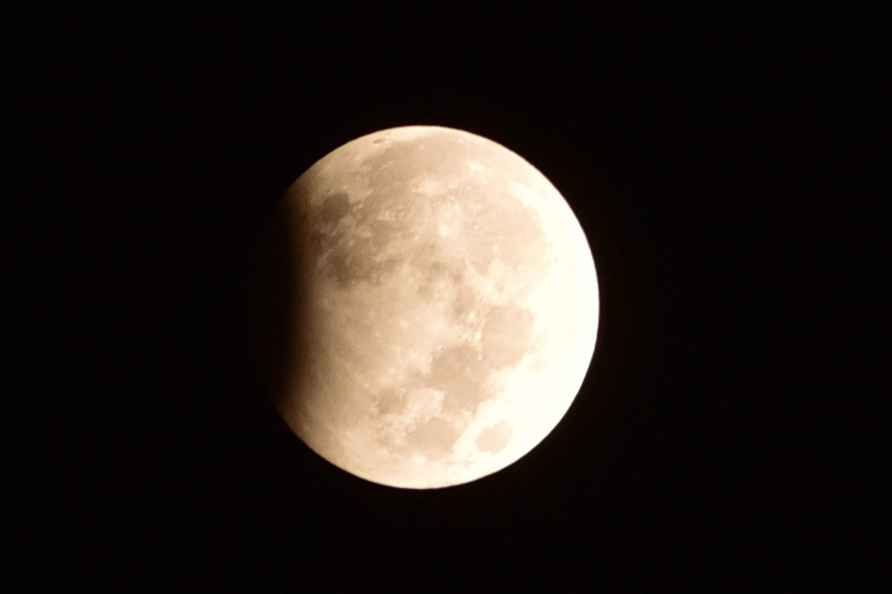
[270,126,598,489]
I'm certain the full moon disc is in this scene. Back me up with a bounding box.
[265,125,598,489]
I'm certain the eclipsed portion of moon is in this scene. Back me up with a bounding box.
[268,125,599,489]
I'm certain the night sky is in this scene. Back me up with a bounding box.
[23,15,873,590]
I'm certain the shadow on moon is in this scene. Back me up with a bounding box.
[241,198,307,417]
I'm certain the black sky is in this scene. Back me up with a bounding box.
[21,15,875,590]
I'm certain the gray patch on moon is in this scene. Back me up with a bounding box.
[476,421,512,453]
[481,304,535,368]
[323,243,402,289]
[427,344,492,416]
[463,188,550,282]
[375,387,407,416]
[319,191,351,226]
[312,191,411,289]
[451,282,479,320]
[371,337,496,459]
[373,301,534,458]
[405,417,461,460]
[416,257,465,303]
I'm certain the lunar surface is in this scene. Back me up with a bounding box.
[265,125,598,489]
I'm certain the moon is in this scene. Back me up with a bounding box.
[263,125,598,489]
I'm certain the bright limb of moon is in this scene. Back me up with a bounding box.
[269,125,598,489]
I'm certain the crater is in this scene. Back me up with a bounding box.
[476,421,512,453]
